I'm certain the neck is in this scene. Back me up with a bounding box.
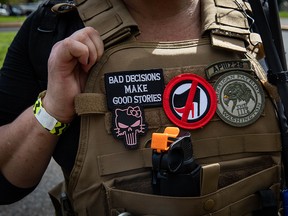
[123,0,201,41]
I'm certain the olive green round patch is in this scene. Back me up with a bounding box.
[214,71,265,127]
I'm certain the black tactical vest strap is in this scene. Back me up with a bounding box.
[253,189,278,216]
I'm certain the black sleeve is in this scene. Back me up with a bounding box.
[0,14,42,126]
[0,13,42,205]
[0,5,84,204]
[0,172,36,205]
[0,3,85,125]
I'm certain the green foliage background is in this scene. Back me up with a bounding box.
[0,7,287,67]
[0,16,26,23]
[0,0,36,4]
[0,32,16,67]
[280,11,288,17]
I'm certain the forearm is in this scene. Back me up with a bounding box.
[0,27,104,190]
[0,106,58,188]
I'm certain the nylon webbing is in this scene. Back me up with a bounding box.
[74,0,139,47]
[96,133,281,176]
[104,166,279,215]
[201,0,252,52]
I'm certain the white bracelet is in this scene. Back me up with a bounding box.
[33,93,69,136]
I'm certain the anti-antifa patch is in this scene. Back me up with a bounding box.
[105,69,164,110]
[163,74,217,129]
[214,71,265,127]
[112,106,147,149]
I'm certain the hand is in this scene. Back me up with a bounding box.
[43,27,104,123]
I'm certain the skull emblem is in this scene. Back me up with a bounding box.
[113,106,147,149]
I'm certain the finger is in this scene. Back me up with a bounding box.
[73,27,104,71]
[59,38,90,66]
[48,27,104,77]
[87,28,104,61]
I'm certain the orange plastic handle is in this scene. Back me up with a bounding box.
[151,127,180,153]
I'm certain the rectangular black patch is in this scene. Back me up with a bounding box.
[105,69,164,110]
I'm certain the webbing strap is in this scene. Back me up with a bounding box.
[211,34,246,52]
[194,133,281,159]
[201,0,250,33]
[201,0,252,52]
[74,66,207,115]
[201,163,220,196]
[97,134,281,176]
[98,148,152,176]
[253,189,278,216]
[74,56,270,117]
[75,93,107,115]
[74,0,254,51]
[74,0,138,46]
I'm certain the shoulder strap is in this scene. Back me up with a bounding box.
[74,0,139,48]
[201,0,254,52]
[248,0,288,187]
[29,0,83,89]
[74,0,258,52]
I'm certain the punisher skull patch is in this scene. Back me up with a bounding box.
[105,69,165,149]
[112,106,147,149]
[214,71,265,127]
[163,74,217,129]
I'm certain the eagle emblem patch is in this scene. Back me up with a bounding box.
[214,71,265,127]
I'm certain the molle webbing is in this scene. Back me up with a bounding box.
[74,66,209,115]
[73,0,256,51]
[75,91,281,166]
[201,0,253,52]
[74,0,139,47]
[93,135,281,176]
[66,1,281,215]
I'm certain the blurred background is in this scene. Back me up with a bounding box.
[0,159,63,216]
[0,0,43,16]
[0,0,288,215]
[0,0,64,215]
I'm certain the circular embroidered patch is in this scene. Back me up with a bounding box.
[214,71,265,127]
[163,74,217,129]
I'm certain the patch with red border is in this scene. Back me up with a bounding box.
[163,74,217,129]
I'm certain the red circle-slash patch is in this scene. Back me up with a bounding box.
[163,74,217,129]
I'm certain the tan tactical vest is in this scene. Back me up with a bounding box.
[52,0,283,215]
